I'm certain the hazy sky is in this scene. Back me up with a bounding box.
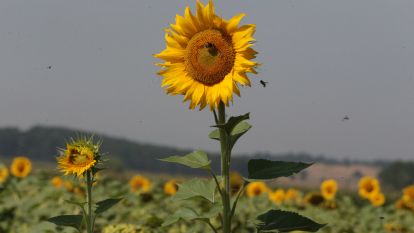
[1,0,413,160]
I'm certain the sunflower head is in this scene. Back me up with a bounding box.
[51,176,64,188]
[285,188,300,203]
[57,136,101,177]
[154,0,258,110]
[358,176,381,199]
[304,192,325,206]
[369,192,385,207]
[268,189,285,205]
[10,156,32,178]
[129,175,151,193]
[164,179,179,196]
[246,182,268,198]
[0,164,9,184]
[402,185,414,202]
[320,179,338,201]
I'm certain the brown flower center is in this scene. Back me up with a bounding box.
[185,29,235,85]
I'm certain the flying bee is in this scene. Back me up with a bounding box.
[342,115,350,121]
[260,80,268,87]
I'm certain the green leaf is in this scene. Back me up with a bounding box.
[95,198,123,214]
[247,159,312,180]
[159,151,211,170]
[209,121,252,149]
[47,215,83,230]
[213,113,250,134]
[162,203,222,227]
[256,210,326,232]
[173,178,217,203]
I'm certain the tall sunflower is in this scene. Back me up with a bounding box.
[154,0,258,110]
[57,137,101,177]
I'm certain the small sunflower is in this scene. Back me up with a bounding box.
[154,0,258,110]
[358,176,380,199]
[229,171,244,195]
[402,185,414,202]
[320,179,338,200]
[10,156,32,178]
[369,192,385,207]
[395,198,414,211]
[164,179,179,196]
[129,175,151,193]
[51,176,64,188]
[285,188,300,203]
[57,137,100,177]
[246,182,268,197]
[0,165,9,183]
[269,189,285,205]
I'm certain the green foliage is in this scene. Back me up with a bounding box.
[159,151,211,170]
[47,215,83,231]
[173,179,217,203]
[256,210,326,232]
[95,198,123,214]
[247,159,312,180]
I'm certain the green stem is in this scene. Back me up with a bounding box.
[86,171,94,233]
[217,102,231,233]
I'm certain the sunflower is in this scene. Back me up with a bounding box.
[246,182,268,197]
[304,192,325,206]
[395,198,414,211]
[154,0,258,110]
[57,138,100,177]
[10,156,32,178]
[0,165,9,183]
[129,175,151,193]
[320,179,338,200]
[164,179,179,196]
[285,188,300,203]
[51,176,64,188]
[369,192,385,207]
[229,171,244,195]
[269,189,285,205]
[402,185,414,202]
[358,176,380,199]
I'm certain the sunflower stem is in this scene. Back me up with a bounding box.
[217,102,232,233]
[86,170,94,233]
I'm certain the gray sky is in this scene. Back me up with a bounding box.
[1,0,413,161]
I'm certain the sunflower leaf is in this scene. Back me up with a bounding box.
[256,209,326,232]
[172,178,217,203]
[247,159,312,181]
[95,198,123,214]
[47,215,83,231]
[162,203,222,227]
[212,113,250,134]
[159,151,211,170]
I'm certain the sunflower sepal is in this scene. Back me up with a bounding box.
[255,209,326,233]
[246,159,313,181]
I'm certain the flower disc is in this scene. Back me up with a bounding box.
[154,0,258,110]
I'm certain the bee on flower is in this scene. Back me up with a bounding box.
[129,175,152,193]
[320,179,338,200]
[246,182,268,198]
[10,156,32,178]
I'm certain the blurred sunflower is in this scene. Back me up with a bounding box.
[164,179,179,196]
[229,171,244,195]
[269,189,285,205]
[304,192,325,206]
[51,176,63,188]
[320,179,338,200]
[57,137,100,177]
[154,0,258,110]
[395,198,414,211]
[369,192,385,207]
[246,182,268,197]
[129,175,151,193]
[358,176,380,199]
[285,188,300,203]
[63,180,75,192]
[10,156,32,178]
[402,185,414,202]
[0,165,9,183]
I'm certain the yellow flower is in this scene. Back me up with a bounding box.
[369,192,385,207]
[154,0,258,110]
[320,179,338,200]
[285,188,300,202]
[10,156,32,178]
[402,185,414,202]
[0,165,9,183]
[57,138,99,177]
[395,198,414,211]
[358,176,380,199]
[63,180,74,192]
[304,192,325,206]
[129,175,151,193]
[269,189,285,205]
[51,176,63,188]
[164,180,179,196]
[230,171,244,195]
[246,182,268,197]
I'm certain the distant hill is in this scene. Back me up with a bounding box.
[0,126,388,175]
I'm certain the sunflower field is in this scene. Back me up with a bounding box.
[1,157,414,233]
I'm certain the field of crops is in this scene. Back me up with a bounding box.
[1,159,414,233]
